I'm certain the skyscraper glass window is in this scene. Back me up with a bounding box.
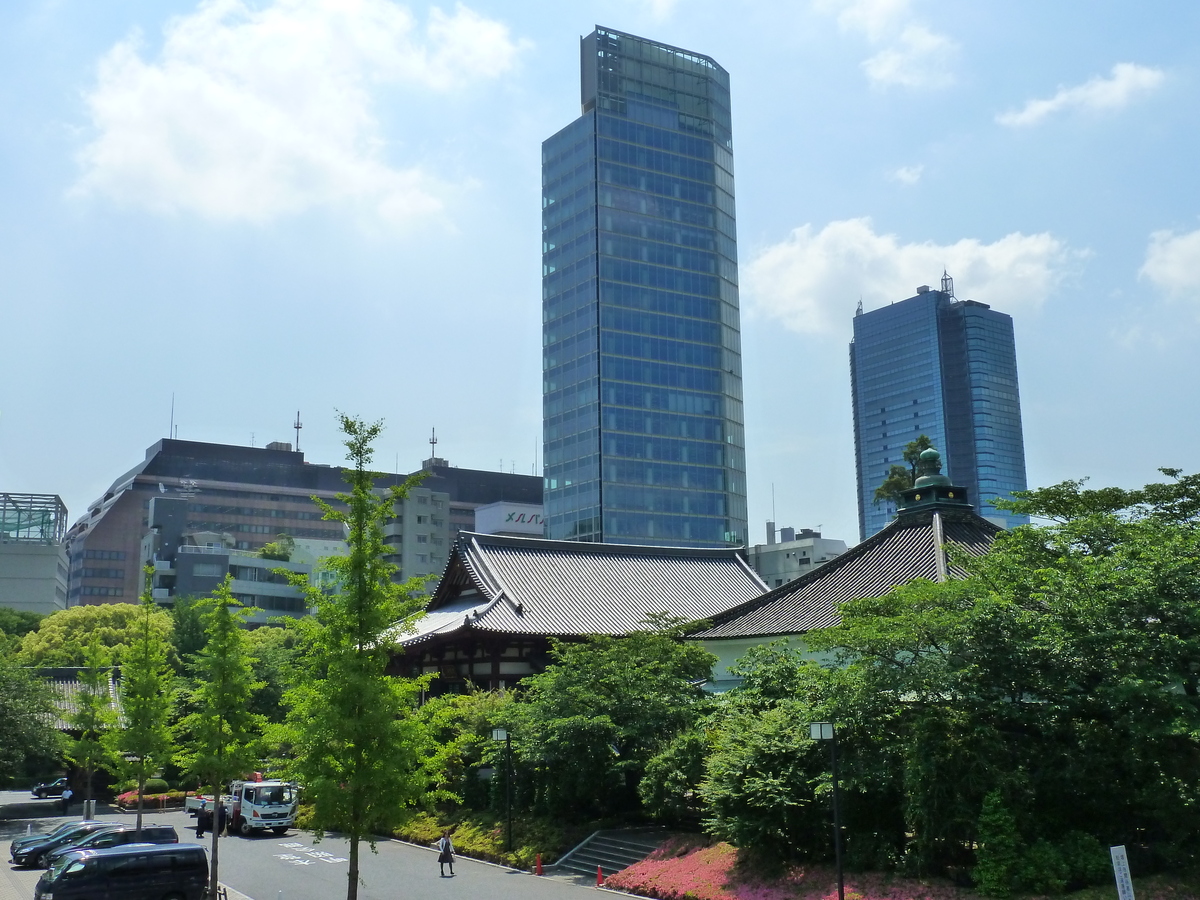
[850,274,1029,539]
[541,26,747,547]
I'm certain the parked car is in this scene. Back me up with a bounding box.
[30,778,70,799]
[42,824,179,868]
[9,820,91,856]
[9,822,123,868]
[34,843,209,900]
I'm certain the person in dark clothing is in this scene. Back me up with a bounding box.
[216,803,228,836]
[436,830,455,877]
[196,799,209,838]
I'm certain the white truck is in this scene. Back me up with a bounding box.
[185,780,299,836]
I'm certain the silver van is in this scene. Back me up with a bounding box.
[34,842,208,900]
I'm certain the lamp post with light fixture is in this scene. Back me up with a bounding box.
[810,721,844,900]
[491,728,513,852]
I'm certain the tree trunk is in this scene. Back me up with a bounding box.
[347,834,360,900]
[209,779,221,900]
[136,769,145,836]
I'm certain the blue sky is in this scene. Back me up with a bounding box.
[2,0,1198,547]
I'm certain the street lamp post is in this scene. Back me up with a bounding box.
[491,728,513,852]
[810,722,844,900]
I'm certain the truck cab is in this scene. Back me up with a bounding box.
[227,781,299,836]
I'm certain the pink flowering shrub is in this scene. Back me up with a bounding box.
[602,838,1200,900]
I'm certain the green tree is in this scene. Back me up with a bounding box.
[176,576,265,899]
[18,603,173,667]
[0,654,63,786]
[801,468,1200,880]
[170,594,209,667]
[0,607,43,643]
[107,569,175,834]
[67,634,118,802]
[278,415,431,900]
[513,616,715,818]
[872,434,934,506]
[244,625,303,724]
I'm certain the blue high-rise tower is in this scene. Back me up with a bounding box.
[850,273,1029,539]
[541,27,747,547]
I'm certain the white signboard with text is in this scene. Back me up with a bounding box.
[1110,845,1135,900]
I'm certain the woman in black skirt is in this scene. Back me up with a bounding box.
[436,830,455,877]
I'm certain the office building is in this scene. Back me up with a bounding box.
[0,492,69,615]
[850,274,1028,539]
[416,456,542,546]
[141,495,343,624]
[749,525,847,589]
[542,26,747,548]
[66,439,544,606]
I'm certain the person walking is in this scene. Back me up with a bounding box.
[195,798,208,838]
[436,830,455,877]
[60,786,73,816]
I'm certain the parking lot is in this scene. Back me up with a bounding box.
[1,791,605,900]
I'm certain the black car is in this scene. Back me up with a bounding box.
[35,843,209,900]
[42,824,179,868]
[9,820,88,855]
[9,822,123,868]
[30,778,70,799]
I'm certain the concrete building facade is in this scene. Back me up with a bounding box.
[0,493,69,615]
[749,525,848,589]
[67,440,546,607]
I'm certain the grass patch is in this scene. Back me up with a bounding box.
[389,809,590,870]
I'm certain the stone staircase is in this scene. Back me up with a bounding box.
[549,828,669,880]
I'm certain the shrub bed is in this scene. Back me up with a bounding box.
[114,789,189,810]
[604,838,1200,900]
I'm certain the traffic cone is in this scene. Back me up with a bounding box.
[596,865,604,886]
[535,854,543,876]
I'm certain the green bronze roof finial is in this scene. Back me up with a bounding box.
[913,447,951,489]
[897,444,968,513]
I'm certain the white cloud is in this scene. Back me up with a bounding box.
[815,0,910,41]
[997,63,1164,128]
[813,1,956,89]
[73,0,528,226]
[862,24,957,88]
[1140,228,1200,303]
[640,0,681,19]
[744,218,1071,335]
[891,164,923,184]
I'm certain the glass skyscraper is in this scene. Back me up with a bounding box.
[850,274,1029,539]
[541,26,747,548]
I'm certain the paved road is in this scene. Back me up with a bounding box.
[0,792,606,900]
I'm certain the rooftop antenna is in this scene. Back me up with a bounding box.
[251,432,255,448]
[293,411,303,451]
[169,393,175,439]
[430,427,437,459]
[771,482,776,524]
[941,269,955,297]
[855,297,863,316]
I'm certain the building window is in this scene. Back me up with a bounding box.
[84,549,127,560]
[416,534,428,543]
[416,515,428,524]
[192,563,225,578]
[81,586,124,597]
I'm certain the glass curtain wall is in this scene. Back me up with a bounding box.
[542,26,747,547]
[850,287,1028,540]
